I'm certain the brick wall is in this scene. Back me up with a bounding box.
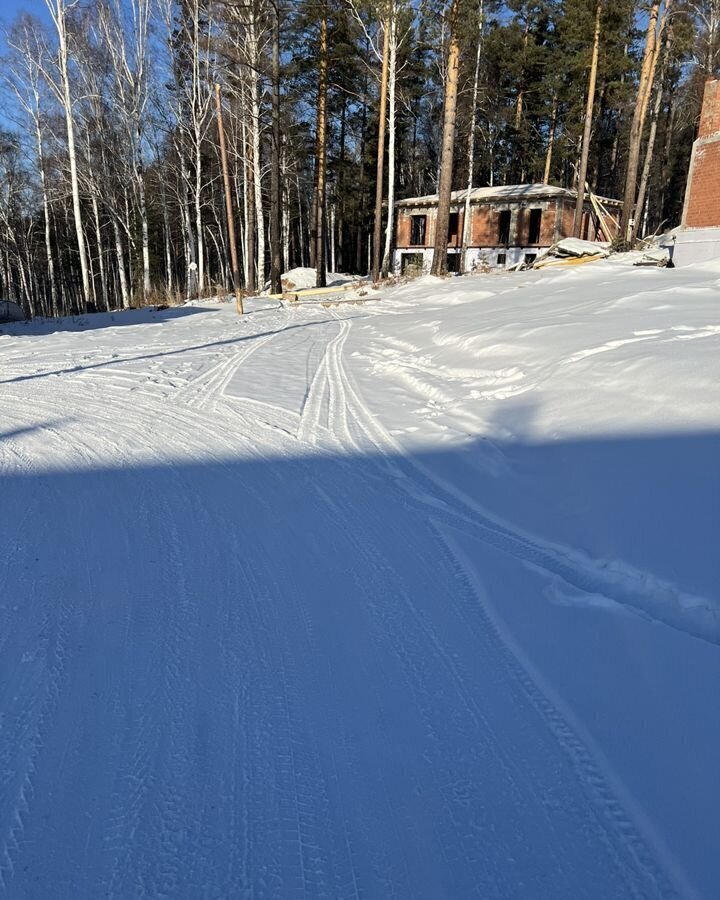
[471,201,561,246]
[698,78,720,139]
[683,78,720,228]
[395,196,616,247]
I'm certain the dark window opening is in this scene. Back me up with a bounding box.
[524,253,537,266]
[528,208,542,245]
[401,252,423,275]
[410,215,427,246]
[448,212,460,243]
[497,252,507,266]
[446,253,461,273]
[498,210,511,245]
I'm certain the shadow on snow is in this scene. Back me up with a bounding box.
[0,431,718,899]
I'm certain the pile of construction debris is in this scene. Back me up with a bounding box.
[530,237,610,269]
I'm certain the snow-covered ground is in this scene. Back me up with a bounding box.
[1,257,718,899]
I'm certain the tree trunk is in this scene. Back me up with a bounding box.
[635,30,671,238]
[371,18,390,283]
[573,0,603,237]
[215,84,244,314]
[381,7,398,278]
[620,0,672,244]
[52,0,91,310]
[248,11,265,288]
[112,216,131,309]
[431,0,461,277]
[35,116,58,315]
[543,94,558,185]
[270,3,283,293]
[296,173,306,268]
[137,151,151,298]
[314,3,329,288]
[461,0,484,273]
[91,189,108,310]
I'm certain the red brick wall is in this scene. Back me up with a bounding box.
[395,197,618,247]
[471,201,561,246]
[698,78,720,139]
[685,141,720,227]
[684,78,720,228]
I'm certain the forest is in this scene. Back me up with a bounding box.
[0,0,715,317]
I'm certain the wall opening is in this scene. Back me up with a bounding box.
[528,208,542,244]
[446,253,461,273]
[410,215,427,246]
[498,210,511,245]
[448,212,460,244]
[401,252,424,276]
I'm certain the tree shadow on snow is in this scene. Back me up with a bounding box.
[0,303,212,339]
[0,431,718,900]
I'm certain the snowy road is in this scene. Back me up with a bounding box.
[1,267,719,898]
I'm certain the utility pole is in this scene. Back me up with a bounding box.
[215,83,244,314]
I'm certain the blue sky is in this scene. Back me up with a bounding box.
[1,0,50,25]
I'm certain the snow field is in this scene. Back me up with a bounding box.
[0,258,719,898]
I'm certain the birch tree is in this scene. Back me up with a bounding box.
[45,0,91,310]
[461,0,484,273]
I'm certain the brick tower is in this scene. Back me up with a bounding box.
[683,78,720,228]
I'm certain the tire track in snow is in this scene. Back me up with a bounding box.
[327,335,719,647]
[318,314,687,897]
[435,528,685,900]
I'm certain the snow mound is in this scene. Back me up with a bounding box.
[280,267,353,291]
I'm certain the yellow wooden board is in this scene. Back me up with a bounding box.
[534,253,606,269]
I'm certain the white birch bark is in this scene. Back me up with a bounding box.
[248,11,266,288]
[461,1,484,273]
[380,8,397,278]
[46,0,91,310]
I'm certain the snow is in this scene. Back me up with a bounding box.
[279,266,354,291]
[543,236,610,257]
[1,258,719,899]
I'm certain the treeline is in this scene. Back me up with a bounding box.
[0,0,715,317]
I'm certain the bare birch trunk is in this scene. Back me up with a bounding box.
[112,217,131,309]
[48,0,91,310]
[270,3,283,293]
[314,3,329,288]
[372,19,390,283]
[35,117,58,315]
[249,11,265,289]
[91,189,108,309]
[381,8,397,278]
[461,0,484,273]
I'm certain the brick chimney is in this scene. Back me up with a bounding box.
[682,78,720,228]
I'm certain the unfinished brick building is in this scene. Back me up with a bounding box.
[675,77,720,265]
[392,183,621,274]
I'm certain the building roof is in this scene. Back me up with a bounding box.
[395,183,622,208]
